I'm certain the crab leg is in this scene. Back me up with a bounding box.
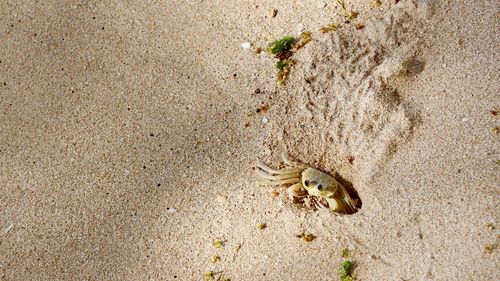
[255,169,300,181]
[280,150,308,168]
[257,160,304,175]
[258,177,301,186]
[326,198,343,213]
[314,200,328,210]
[287,183,307,199]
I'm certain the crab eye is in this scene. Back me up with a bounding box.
[304,180,309,186]
[317,184,323,190]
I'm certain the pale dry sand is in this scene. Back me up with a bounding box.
[0,0,498,280]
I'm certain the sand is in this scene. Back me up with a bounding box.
[0,0,498,280]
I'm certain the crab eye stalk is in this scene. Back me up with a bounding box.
[304,180,309,186]
[317,184,323,190]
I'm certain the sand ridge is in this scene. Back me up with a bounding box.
[263,2,429,213]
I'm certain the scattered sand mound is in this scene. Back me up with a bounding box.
[265,2,430,202]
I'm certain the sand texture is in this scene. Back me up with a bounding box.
[0,0,499,280]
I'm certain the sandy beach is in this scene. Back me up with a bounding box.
[0,0,498,280]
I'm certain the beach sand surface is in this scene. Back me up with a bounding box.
[0,0,498,280]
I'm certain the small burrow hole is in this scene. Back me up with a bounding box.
[334,174,362,213]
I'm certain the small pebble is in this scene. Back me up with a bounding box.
[167,208,176,214]
[462,117,469,122]
[262,117,269,124]
[241,42,251,49]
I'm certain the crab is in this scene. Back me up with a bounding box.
[256,154,357,214]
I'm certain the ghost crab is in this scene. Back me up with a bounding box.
[257,153,358,214]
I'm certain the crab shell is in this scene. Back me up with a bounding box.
[256,160,357,214]
[300,168,356,214]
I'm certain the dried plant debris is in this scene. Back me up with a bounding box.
[355,24,365,30]
[294,31,312,51]
[257,223,267,230]
[256,104,269,113]
[320,23,339,33]
[270,191,280,198]
[271,9,278,18]
[267,33,312,85]
[276,59,295,85]
[335,0,358,23]
[297,232,316,242]
[320,2,362,35]
[336,0,346,11]
[204,271,230,281]
[484,244,495,254]
[345,10,358,21]
[341,248,350,258]
[204,271,215,281]
[211,255,221,263]
[213,239,225,249]
[338,260,354,281]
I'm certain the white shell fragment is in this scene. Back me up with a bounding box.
[241,42,251,49]
[262,117,269,124]
[1,223,14,235]
[216,195,228,203]
[167,208,176,214]
[296,23,305,35]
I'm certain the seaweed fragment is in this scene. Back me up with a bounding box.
[267,36,295,56]
[276,59,295,85]
[266,33,311,85]
[338,260,354,281]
